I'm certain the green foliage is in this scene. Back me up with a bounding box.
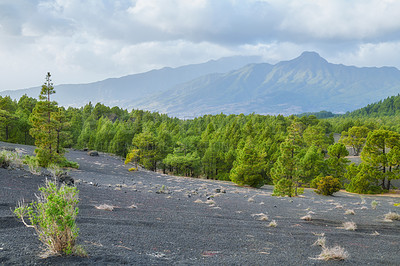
[14,179,83,256]
[23,155,41,175]
[230,139,265,188]
[327,143,350,181]
[29,73,67,167]
[314,176,341,196]
[57,159,79,169]
[339,126,369,156]
[361,129,400,190]
[345,163,383,194]
[271,122,304,196]
[272,178,296,197]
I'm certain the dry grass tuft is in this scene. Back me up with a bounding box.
[371,231,380,236]
[247,197,255,203]
[268,220,277,227]
[128,204,137,209]
[313,237,326,248]
[95,204,115,211]
[384,212,400,221]
[344,209,355,215]
[251,213,269,221]
[194,199,203,204]
[205,199,215,205]
[315,245,349,261]
[301,214,312,221]
[342,221,357,231]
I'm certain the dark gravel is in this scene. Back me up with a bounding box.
[1,142,400,265]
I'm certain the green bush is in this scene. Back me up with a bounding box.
[23,155,41,175]
[310,175,324,188]
[273,178,297,197]
[14,179,85,257]
[315,176,341,196]
[58,159,79,169]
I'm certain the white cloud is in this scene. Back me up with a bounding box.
[334,42,400,68]
[1,0,400,91]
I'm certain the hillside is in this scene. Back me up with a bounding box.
[135,52,400,117]
[345,94,400,117]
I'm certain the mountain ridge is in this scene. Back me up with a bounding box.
[2,52,400,117]
[134,51,400,117]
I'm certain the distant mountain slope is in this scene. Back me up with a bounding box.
[0,56,262,108]
[134,52,400,117]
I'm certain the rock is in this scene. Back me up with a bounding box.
[83,148,88,151]
[58,175,74,186]
[88,151,99,156]
[215,188,221,193]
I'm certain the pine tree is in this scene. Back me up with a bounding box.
[271,122,304,196]
[29,73,65,166]
[230,138,265,188]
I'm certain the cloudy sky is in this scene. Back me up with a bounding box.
[1,0,400,91]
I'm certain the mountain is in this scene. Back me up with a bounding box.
[3,52,400,117]
[134,51,400,117]
[0,55,263,108]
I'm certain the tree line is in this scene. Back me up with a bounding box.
[2,74,400,195]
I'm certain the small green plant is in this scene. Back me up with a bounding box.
[371,200,378,209]
[23,155,41,175]
[129,167,137,172]
[14,179,84,257]
[394,203,400,207]
[314,176,341,196]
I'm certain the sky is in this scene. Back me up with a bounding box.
[1,0,400,91]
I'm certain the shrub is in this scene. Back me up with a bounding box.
[14,179,84,257]
[310,175,323,189]
[314,176,341,196]
[273,178,297,197]
[0,150,22,169]
[23,155,41,175]
[58,159,79,169]
[48,163,64,177]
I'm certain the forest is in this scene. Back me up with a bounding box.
[2,79,400,196]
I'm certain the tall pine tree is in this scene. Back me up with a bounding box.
[29,73,65,166]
